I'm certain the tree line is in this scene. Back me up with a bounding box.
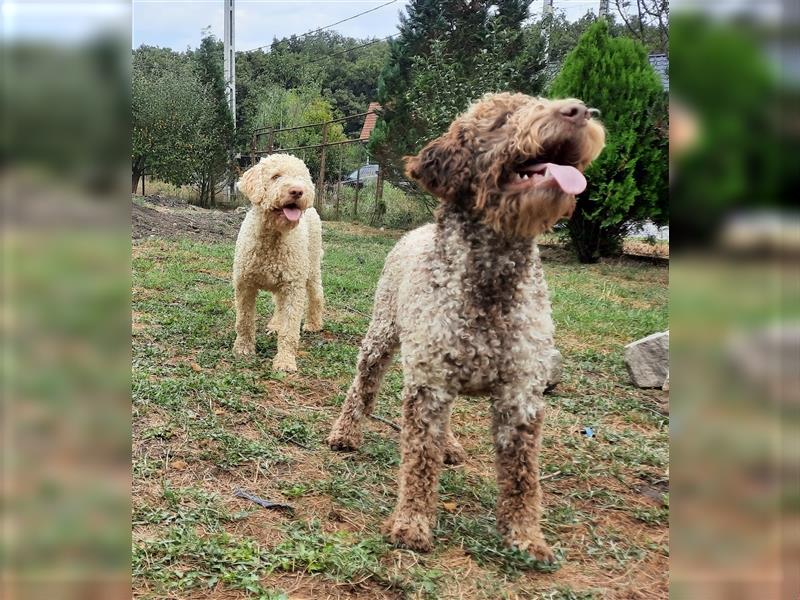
[132,0,669,261]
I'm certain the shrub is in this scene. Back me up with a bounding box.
[549,20,668,263]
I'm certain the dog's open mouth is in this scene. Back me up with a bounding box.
[507,143,587,195]
[276,203,302,222]
[509,161,586,195]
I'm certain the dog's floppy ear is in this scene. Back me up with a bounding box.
[404,128,472,201]
[236,161,263,203]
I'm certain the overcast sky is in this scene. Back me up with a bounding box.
[131,0,609,51]
[0,1,782,48]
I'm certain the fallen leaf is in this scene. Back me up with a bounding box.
[190,362,202,372]
[443,502,457,513]
[213,408,225,415]
[171,460,188,471]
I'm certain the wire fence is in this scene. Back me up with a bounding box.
[251,107,389,224]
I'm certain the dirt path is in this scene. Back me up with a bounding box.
[132,195,246,243]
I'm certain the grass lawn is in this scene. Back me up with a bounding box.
[132,221,669,600]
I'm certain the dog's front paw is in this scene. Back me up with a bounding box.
[327,422,362,451]
[383,512,433,552]
[267,317,283,334]
[303,319,323,333]
[504,533,556,564]
[272,354,297,372]
[233,338,255,356]
[443,438,467,466]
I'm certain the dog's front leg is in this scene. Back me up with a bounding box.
[233,284,258,356]
[272,285,305,372]
[384,385,451,552]
[492,389,555,563]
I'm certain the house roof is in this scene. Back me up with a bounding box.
[359,102,381,141]
[648,53,669,92]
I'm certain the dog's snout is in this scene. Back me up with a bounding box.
[559,102,590,125]
[288,187,304,200]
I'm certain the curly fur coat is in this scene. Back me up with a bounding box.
[232,154,324,372]
[328,93,605,559]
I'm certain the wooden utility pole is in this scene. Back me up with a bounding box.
[224,0,236,201]
[599,0,610,17]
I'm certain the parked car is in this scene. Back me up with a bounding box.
[341,164,379,188]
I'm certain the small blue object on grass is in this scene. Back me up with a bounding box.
[580,426,595,438]
[234,488,294,512]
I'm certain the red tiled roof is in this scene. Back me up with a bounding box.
[359,102,381,141]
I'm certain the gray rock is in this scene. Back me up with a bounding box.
[727,325,800,404]
[625,331,669,388]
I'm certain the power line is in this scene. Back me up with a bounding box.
[242,0,399,52]
[303,35,394,66]
[244,0,613,75]
[249,34,393,83]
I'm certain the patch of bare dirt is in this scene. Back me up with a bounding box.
[327,220,405,240]
[624,238,669,258]
[538,238,670,263]
[133,195,246,243]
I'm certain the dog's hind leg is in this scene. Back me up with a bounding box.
[443,404,467,466]
[267,291,285,334]
[233,284,258,356]
[304,265,324,332]
[492,387,555,563]
[304,212,324,332]
[272,285,305,372]
[327,317,397,451]
[383,385,451,552]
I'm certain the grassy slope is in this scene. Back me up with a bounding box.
[132,222,668,600]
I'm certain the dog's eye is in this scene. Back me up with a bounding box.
[271,173,281,181]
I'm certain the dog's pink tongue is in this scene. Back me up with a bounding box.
[282,206,302,221]
[547,163,587,195]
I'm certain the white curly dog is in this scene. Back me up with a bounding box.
[232,154,324,372]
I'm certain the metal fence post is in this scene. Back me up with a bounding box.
[372,166,385,226]
[354,153,361,218]
[336,148,343,220]
[316,122,328,211]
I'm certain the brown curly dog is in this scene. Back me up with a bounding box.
[328,93,605,561]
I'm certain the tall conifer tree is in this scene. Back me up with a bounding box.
[370,0,544,183]
[549,19,667,262]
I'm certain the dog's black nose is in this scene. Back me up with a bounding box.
[559,103,590,125]
[288,187,304,199]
